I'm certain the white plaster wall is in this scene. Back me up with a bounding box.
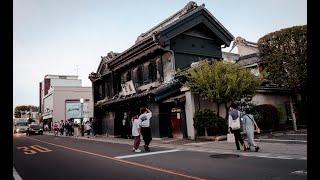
[237,44,259,56]
[43,93,53,112]
[51,79,82,87]
[52,87,93,123]
[184,91,195,140]
[162,52,175,82]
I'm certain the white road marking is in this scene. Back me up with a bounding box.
[291,170,307,175]
[114,149,182,159]
[13,166,23,180]
[240,153,307,160]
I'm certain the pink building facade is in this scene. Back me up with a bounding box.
[42,86,93,126]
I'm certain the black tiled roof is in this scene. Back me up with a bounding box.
[96,79,182,107]
[236,53,262,67]
[107,2,234,69]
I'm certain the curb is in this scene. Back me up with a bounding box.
[255,139,307,144]
[195,135,227,141]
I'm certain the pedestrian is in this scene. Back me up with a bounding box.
[92,118,97,137]
[228,103,248,151]
[131,115,141,152]
[90,118,95,137]
[59,120,64,135]
[44,124,49,131]
[242,109,260,152]
[85,121,92,137]
[139,107,152,152]
[70,121,74,136]
[53,122,59,136]
[65,121,70,136]
[74,123,79,137]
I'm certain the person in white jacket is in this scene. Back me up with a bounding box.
[139,107,152,152]
[228,103,248,151]
[131,115,141,152]
[85,121,92,137]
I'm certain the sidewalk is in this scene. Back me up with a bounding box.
[44,131,307,160]
[254,128,307,144]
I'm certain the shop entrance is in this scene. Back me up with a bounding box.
[159,101,186,139]
[170,108,183,139]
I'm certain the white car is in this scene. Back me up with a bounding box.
[14,121,29,133]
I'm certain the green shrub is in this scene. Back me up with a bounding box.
[193,109,227,136]
[251,104,280,130]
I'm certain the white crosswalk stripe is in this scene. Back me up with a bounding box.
[114,149,182,159]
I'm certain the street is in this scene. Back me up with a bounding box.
[13,134,307,180]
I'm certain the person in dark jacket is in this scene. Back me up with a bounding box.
[59,120,64,135]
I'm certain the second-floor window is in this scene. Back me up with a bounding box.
[148,60,157,82]
[126,70,132,82]
[137,65,143,85]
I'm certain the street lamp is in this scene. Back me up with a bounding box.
[80,98,84,136]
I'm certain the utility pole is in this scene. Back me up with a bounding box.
[75,65,79,76]
[290,96,298,131]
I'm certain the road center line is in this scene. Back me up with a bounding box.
[114,149,181,159]
[24,136,204,180]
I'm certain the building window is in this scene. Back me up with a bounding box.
[126,69,132,82]
[156,57,163,81]
[99,84,103,99]
[121,72,126,84]
[106,83,112,98]
[137,65,143,85]
[148,60,157,82]
[143,62,150,83]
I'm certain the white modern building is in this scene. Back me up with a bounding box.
[39,75,93,128]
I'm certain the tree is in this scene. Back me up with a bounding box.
[193,109,227,137]
[257,25,307,131]
[185,60,261,120]
[14,105,39,118]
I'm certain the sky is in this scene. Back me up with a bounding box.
[13,0,307,108]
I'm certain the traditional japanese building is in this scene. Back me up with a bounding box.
[89,1,234,139]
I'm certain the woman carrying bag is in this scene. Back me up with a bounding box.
[242,109,260,152]
[228,103,248,151]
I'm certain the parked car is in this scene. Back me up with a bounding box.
[26,124,43,136]
[14,121,29,133]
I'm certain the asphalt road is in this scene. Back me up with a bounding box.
[13,134,307,180]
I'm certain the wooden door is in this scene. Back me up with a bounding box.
[170,112,183,139]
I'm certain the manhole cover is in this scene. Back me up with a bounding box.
[209,154,240,159]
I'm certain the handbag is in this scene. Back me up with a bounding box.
[227,133,235,143]
[255,128,261,134]
[247,115,261,134]
[230,111,241,130]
